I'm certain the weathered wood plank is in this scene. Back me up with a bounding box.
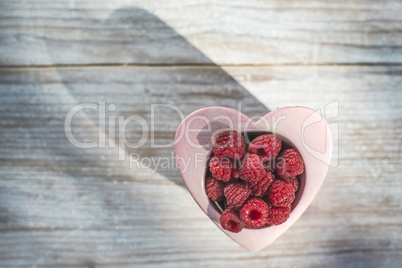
[0,66,401,267]
[0,0,402,66]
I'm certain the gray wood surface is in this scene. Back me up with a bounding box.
[1,1,402,267]
[1,0,402,66]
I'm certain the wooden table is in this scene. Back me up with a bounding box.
[1,1,401,267]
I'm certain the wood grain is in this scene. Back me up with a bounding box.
[1,0,402,266]
[1,0,402,66]
[0,66,401,267]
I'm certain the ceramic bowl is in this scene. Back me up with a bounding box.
[175,106,332,251]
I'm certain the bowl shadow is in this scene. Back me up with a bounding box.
[44,6,271,189]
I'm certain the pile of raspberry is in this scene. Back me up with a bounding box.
[205,130,304,233]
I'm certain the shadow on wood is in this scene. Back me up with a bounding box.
[44,7,270,188]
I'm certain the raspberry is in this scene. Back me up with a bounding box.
[224,182,251,210]
[240,197,270,228]
[247,171,274,197]
[220,208,244,233]
[280,176,299,192]
[209,156,232,182]
[205,176,225,201]
[276,149,304,179]
[248,134,282,162]
[231,169,240,179]
[213,130,246,159]
[266,204,291,226]
[239,154,266,182]
[268,180,295,207]
[230,158,241,178]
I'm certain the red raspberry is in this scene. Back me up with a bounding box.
[246,171,274,197]
[266,204,291,226]
[205,176,225,201]
[224,182,251,210]
[268,180,295,207]
[213,130,246,159]
[231,159,241,178]
[248,134,282,162]
[276,149,304,179]
[240,197,270,228]
[220,208,244,233]
[209,156,232,182]
[231,169,240,179]
[239,154,266,182]
[280,176,299,192]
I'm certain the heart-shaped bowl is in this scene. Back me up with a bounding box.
[175,106,332,251]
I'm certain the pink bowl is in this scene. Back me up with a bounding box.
[175,106,332,251]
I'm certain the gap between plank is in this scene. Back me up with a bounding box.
[1,62,402,70]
